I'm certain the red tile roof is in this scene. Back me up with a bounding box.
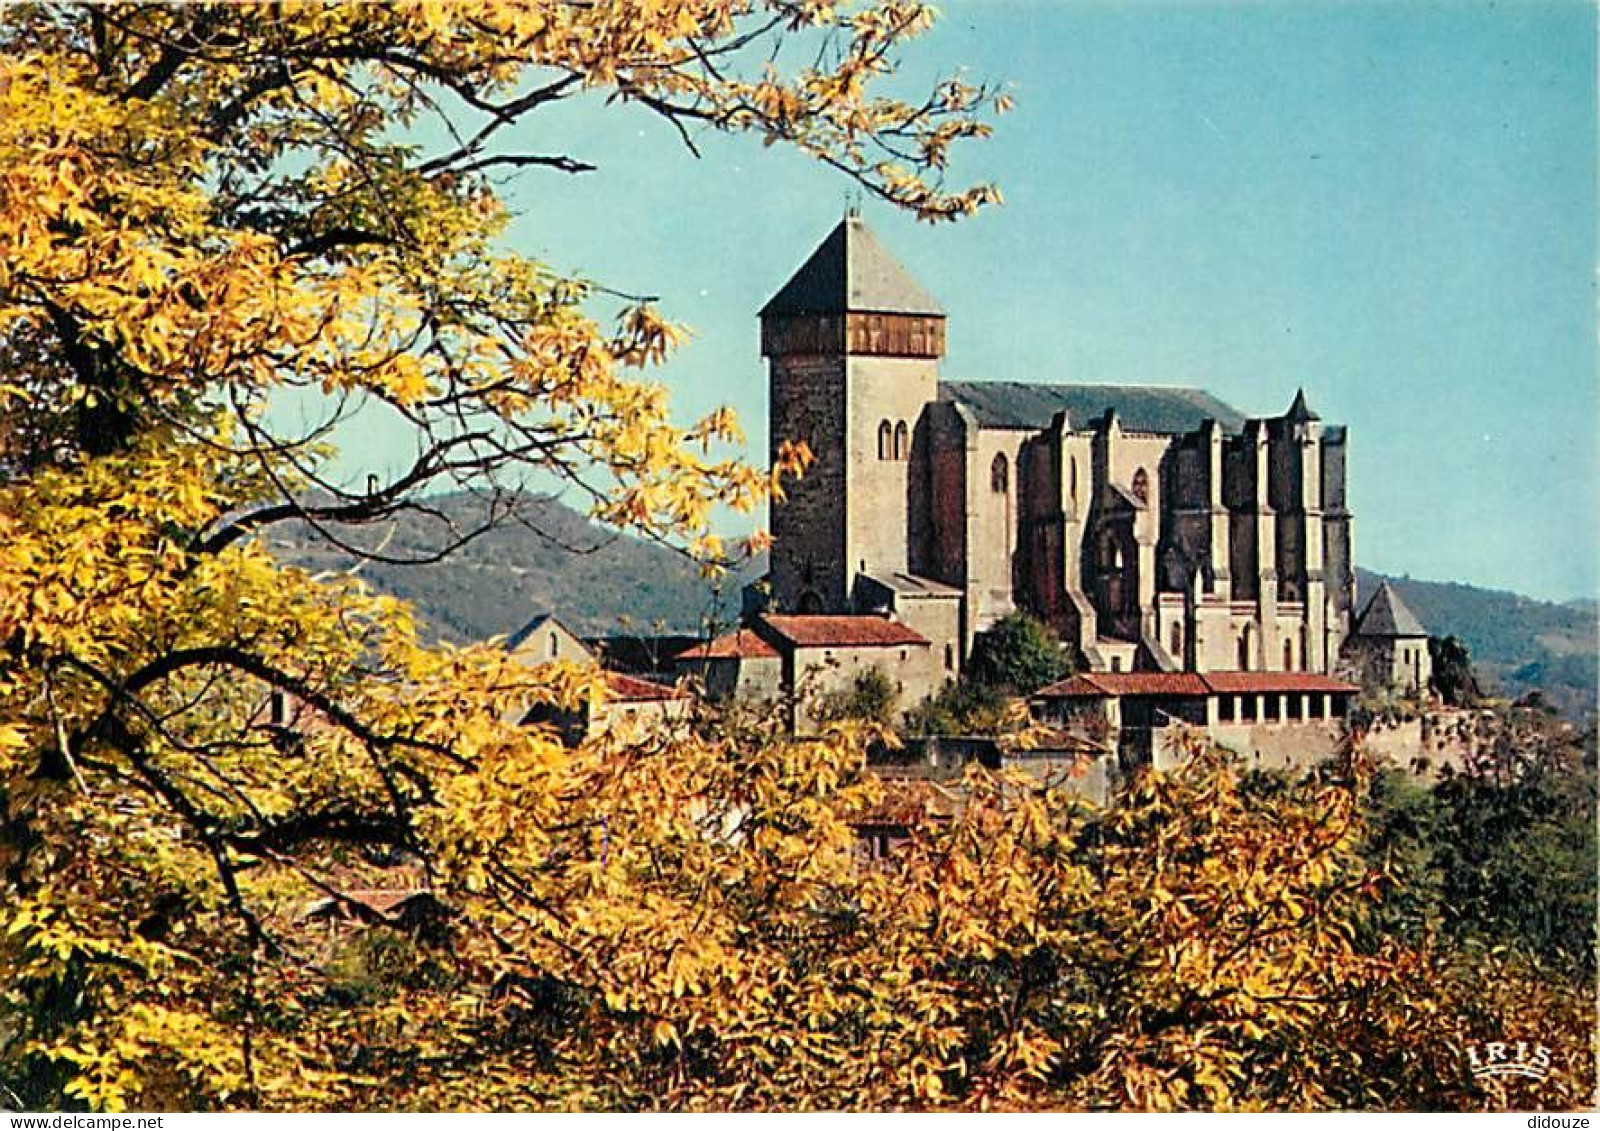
[1035,672,1209,698]
[604,672,687,702]
[675,628,780,660]
[1199,672,1360,695]
[1036,670,1359,699]
[760,615,929,649]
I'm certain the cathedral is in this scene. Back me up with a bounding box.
[749,214,1358,679]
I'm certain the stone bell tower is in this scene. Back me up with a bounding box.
[761,214,945,613]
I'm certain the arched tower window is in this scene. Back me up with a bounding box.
[1238,627,1252,671]
[894,421,909,461]
[1283,639,1295,671]
[990,452,1009,494]
[877,420,892,461]
[1169,621,1182,659]
[1069,457,1079,505]
[1131,467,1150,503]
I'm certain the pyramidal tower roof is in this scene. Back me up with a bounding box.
[1354,581,1428,638]
[761,214,944,318]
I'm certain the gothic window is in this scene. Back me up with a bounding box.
[893,421,909,461]
[990,452,1009,494]
[877,420,892,461]
[1069,457,1079,505]
[1283,639,1294,671]
[549,633,559,659]
[1169,621,1182,659]
[1132,467,1150,503]
[944,643,954,671]
[1238,627,1252,671]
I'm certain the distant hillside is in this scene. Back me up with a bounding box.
[1355,568,1596,720]
[268,492,746,643]
[268,493,1595,718]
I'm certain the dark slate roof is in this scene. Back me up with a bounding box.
[1354,582,1429,638]
[939,381,1248,434]
[858,571,962,597]
[761,215,944,318]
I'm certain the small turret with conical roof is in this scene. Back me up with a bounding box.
[1354,581,1427,639]
[1349,581,1433,695]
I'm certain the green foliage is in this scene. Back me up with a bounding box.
[964,613,1072,696]
[1432,715,1597,978]
[325,930,450,1007]
[1429,634,1482,707]
[903,679,1009,736]
[817,667,898,726]
[1357,702,1597,980]
[272,491,753,643]
[1356,768,1446,946]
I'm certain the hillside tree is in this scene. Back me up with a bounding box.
[0,1,1592,1114]
[0,0,1003,1109]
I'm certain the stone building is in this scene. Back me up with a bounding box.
[677,613,940,732]
[750,214,1358,683]
[505,611,593,667]
[1031,670,1359,773]
[1346,581,1433,695]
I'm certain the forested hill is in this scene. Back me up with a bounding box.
[1354,568,1596,719]
[267,492,747,643]
[269,492,1595,718]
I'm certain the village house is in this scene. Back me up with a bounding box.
[676,613,938,732]
[505,612,689,744]
[1031,670,1359,774]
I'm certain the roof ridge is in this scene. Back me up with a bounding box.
[1355,580,1428,637]
[761,216,943,318]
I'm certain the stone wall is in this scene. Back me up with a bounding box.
[1360,707,1488,778]
[966,426,1030,630]
[769,356,847,610]
[845,355,938,586]
[791,642,941,732]
[506,620,594,667]
[893,594,963,683]
[1198,719,1347,773]
[684,654,785,704]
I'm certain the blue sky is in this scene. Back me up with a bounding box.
[346,0,1598,603]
